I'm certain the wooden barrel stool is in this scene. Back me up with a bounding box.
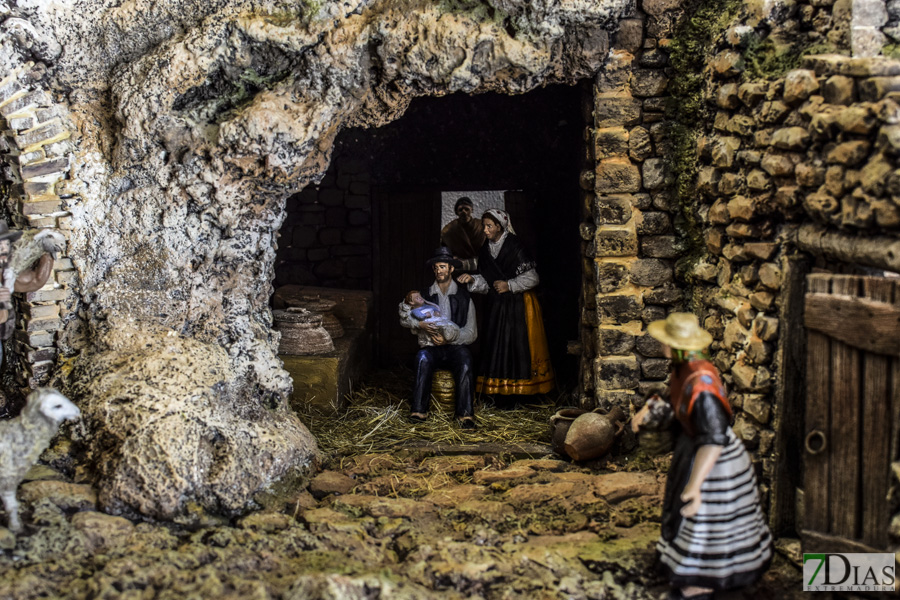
[431,369,456,412]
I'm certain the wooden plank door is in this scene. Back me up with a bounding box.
[802,273,900,552]
[373,189,440,367]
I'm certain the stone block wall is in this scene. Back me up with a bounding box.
[0,60,79,396]
[799,0,849,52]
[578,2,683,411]
[274,156,373,291]
[576,0,900,530]
[687,47,900,521]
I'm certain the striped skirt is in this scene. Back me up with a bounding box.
[657,429,773,590]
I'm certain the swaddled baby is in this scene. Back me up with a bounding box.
[402,290,459,340]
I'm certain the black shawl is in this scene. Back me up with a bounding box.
[476,234,535,380]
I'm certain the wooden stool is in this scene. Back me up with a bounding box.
[431,369,456,412]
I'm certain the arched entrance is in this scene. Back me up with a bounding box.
[273,84,589,398]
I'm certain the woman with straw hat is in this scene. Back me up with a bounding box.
[633,313,772,600]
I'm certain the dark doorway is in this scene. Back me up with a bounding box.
[275,84,587,392]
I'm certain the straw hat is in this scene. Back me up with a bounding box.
[647,312,713,351]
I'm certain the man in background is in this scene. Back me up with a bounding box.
[440,196,484,272]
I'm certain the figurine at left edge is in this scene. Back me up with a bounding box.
[0,220,65,369]
[0,388,80,533]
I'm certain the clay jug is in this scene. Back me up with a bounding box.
[549,408,588,455]
[563,406,626,461]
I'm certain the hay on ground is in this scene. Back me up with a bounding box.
[296,369,558,458]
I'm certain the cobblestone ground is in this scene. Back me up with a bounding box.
[0,439,809,600]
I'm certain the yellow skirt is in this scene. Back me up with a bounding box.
[476,291,555,395]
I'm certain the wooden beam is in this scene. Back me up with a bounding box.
[804,293,900,356]
[802,529,883,554]
[795,223,900,273]
[770,254,810,536]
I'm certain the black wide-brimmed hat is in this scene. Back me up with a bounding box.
[426,246,462,270]
[0,221,22,244]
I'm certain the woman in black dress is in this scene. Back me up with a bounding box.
[457,209,554,397]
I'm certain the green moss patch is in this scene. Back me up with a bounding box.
[666,0,743,284]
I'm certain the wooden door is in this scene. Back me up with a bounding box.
[374,189,441,367]
[803,273,900,552]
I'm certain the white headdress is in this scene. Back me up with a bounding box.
[483,208,516,235]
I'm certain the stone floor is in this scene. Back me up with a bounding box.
[0,438,812,600]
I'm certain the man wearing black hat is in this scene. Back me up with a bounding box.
[399,247,477,429]
[440,196,484,272]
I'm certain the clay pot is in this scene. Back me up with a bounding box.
[549,408,589,455]
[563,406,626,461]
[285,296,344,339]
[273,308,335,355]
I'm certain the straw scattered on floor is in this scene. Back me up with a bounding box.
[296,369,559,458]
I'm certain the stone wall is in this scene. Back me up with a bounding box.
[688,47,900,530]
[577,0,681,412]
[0,60,79,399]
[575,0,900,538]
[275,157,373,291]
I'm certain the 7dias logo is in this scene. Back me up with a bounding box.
[803,553,896,592]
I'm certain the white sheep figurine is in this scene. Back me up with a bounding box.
[0,388,80,533]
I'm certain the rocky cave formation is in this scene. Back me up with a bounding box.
[0,1,630,520]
